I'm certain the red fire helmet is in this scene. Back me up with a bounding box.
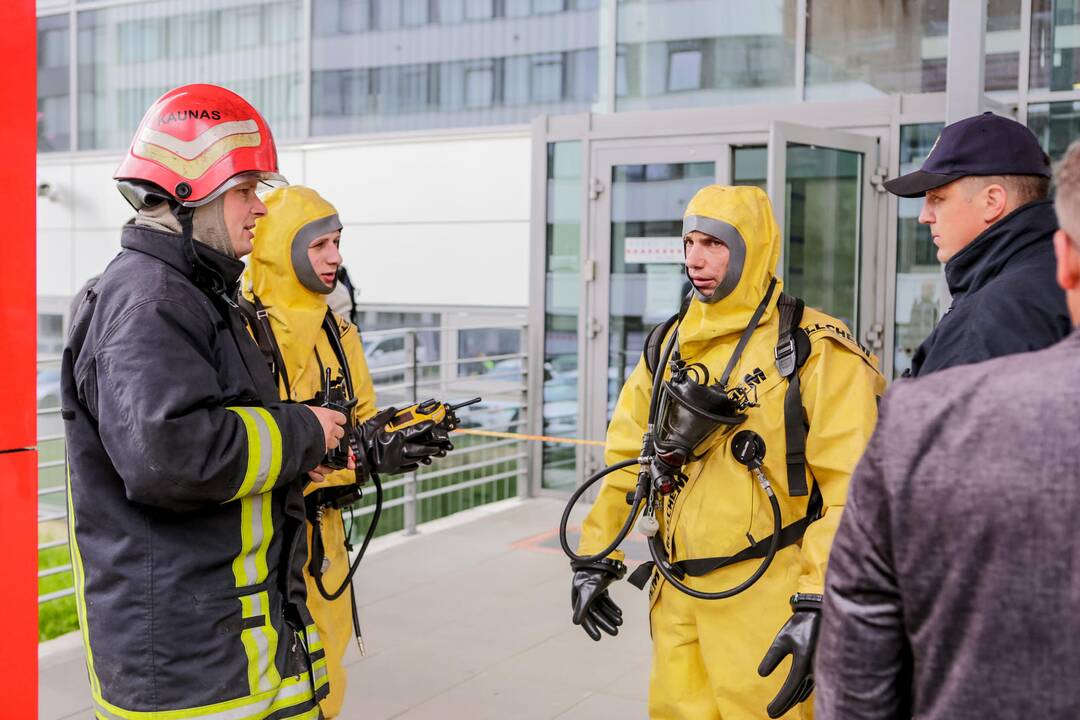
[114,83,286,208]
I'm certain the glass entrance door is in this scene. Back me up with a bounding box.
[584,143,730,478]
[767,122,882,341]
[573,129,882,482]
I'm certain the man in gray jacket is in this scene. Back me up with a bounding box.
[815,140,1080,719]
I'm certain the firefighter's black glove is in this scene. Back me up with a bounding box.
[356,407,454,476]
[570,558,626,642]
[758,594,822,718]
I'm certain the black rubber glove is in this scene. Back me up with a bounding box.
[570,558,626,642]
[356,407,454,475]
[758,594,822,719]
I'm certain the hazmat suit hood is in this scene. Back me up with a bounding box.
[244,185,344,391]
[678,185,783,359]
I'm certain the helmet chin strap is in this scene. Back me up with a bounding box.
[174,203,237,308]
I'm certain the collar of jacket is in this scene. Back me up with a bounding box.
[121,221,246,293]
[944,199,1058,297]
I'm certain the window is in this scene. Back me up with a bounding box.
[667,47,703,92]
[806,0,948,99]
[313,0,371,35]
[893,123,945,378]
[77,1,303,150]
[616,0,794,109]
[465,62,495,108]
[532,54,564,103]
[37,14,70,152]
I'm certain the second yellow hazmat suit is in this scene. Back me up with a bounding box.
[245,186,376,719]
[577,186,885,719]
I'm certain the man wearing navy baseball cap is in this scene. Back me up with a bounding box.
[885,112,1071,376]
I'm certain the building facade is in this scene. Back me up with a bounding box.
[36,0,1080,494]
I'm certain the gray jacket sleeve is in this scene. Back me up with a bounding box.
[86,298,325,510]
[815,395,912,719]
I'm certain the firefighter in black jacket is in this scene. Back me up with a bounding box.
[62,85,347,718]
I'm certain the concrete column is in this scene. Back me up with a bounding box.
[945,0,988,123]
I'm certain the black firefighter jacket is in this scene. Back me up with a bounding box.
[62,224,331,718]
[816,329,1080,719]
[910,199,1071,376]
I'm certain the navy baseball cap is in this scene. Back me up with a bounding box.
[884,112,1051,198]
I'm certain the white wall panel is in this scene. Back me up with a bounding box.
[37,230,74,297]
[72,230,123,291]
[339,221,529,307]
[303,135,531,225]
[277,150,307,188]
[36,163,73,230]
[71,159,133,231]
[37,131,533,308]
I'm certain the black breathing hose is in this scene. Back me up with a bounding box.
[559,458,644,564]
[314,470,384,602]
[558,312,680,564]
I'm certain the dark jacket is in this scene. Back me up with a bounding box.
[816,329,1080,719]
[62,224,330,716]
[910,199,1070,376]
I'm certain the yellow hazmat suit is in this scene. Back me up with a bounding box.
[245,186,377,719]
[578,186,884,720]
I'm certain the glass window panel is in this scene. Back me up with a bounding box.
[375,0,402,29]
[438,0,465,23]
[607,161,714,419]
[506,0,531,17]
[986,0,1021,91]
[667,47,703,92]
[732,145,767,193]
[1030,0,1080,90]
[402,0,430,26]
[37,14,70,152]
[77,1,303,151]
[616,0,794,111]
[504,56,531,105]
[465,62,495,108]
[893,123,945,378]
[1028,101,1080,162]
[781,145,860,328]
[806,0,948,99]
[534,0,566,13]
[466,0,495,19]
[542,142,583,491]
[532,53,564,102]
[311,3,599,133]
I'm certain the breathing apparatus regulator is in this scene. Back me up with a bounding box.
[560,280,788,601]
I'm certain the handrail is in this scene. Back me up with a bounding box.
[36,322,534,615]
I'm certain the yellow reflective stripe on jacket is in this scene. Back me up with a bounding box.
[238,591,282,694]
[66,463,102,699]
[226,407,283,501]
[91,673,316,720]
[231,492,279,695]
[305,623,324,654]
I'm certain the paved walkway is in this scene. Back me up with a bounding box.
[39,498,653,719]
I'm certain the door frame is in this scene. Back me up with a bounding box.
[767,121,884,344]
[528,94,946,497]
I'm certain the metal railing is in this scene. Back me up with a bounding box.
[35,323,532,635]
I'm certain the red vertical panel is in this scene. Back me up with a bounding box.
[0,0,35,450]
[0,450,37,717]
[0,1,39,718]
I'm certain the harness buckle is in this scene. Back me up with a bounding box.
[775,336,797,377]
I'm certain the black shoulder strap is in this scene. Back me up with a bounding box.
[775,293,811,497]
[643,313,680,377]
[321,309,355,400]
[238,293,293,400]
